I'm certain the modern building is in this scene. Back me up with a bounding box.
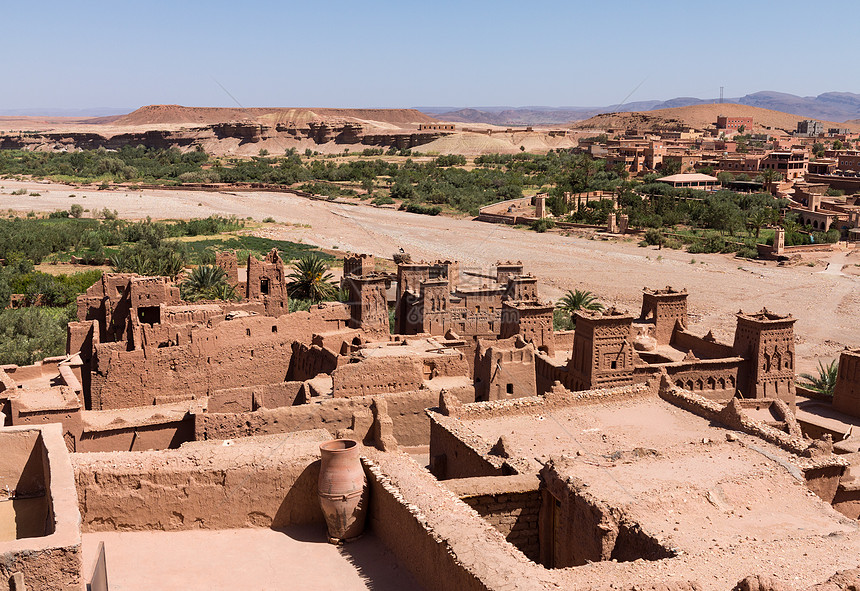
[655,173,720,189]
[716,116,753,132]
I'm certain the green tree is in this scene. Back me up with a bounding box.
[69,204,84,218]
[287,255,337,302]
[180,265,237,301]
[812,143,825,158]
[746,208,772,240]
[555,289,604,325]
[833,140,844,151]
[760,168,783,193]
[798,359,839,398]
[660,159,682,177]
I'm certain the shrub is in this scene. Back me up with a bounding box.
[372,195,395,206]
[642,228,665,246]
[530,218,556,233]
[69,204,84,218]
[402,202,441,216]
[262,217,276,223]
[735,246,758,259]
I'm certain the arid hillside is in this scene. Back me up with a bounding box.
[110,105,437,128]
[571,103,860,133]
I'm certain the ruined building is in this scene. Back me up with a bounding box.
[4,250,860,591]
[395,260,543,340]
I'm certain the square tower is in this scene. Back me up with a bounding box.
[500,300,555,355]
[640,287,688,346]
[505,275,538,302]
[567,308,634,391]
[732,309,797,407]
[496,261,524,285]
[345,273,390,336]
[215,251,239,288]
[247,249,288,315]
[343,253,375,278]
[419,278,450,335]
[833,349,860,418]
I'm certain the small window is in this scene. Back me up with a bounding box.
[611,361,617,369]
[246,328,251,336]
[260,278,270,295]
[271,325,277,333]
[506,383,514,395]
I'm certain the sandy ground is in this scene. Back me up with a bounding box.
[81,526,423,591]
[1,178,857,374]
[571,103,860,133]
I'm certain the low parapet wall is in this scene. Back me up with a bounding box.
[72,430,329,532]
[445,474,541,561]
[363,451,547,591]
[0,424,83,591]
[196,386,474,448]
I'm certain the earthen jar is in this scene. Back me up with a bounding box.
[318,439,368,543]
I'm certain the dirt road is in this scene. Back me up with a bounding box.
[2,178,857,373]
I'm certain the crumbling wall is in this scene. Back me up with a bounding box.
[428,412,506,480]
[90,304,350,409]
[0,546,82,591]
[209,381,304,412]
[0,425,83,591]
[331,356,424,398]
[671,329,735,359]
[72,431,328,532]
[77,416,195,453]
[539,458,674,568]
[445,475,541,561]
[196,387,469,447]
[288,342,341,381]
[363,452,551,591]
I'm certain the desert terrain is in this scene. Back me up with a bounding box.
[572,103,860,134]
[1,177,856,374]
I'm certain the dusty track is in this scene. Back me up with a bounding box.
[1,178,857,373]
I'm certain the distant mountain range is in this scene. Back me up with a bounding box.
[420,92,860,126]
[0,107,131,117]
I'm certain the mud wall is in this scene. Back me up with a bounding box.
[331,356,424,398]
[671,329,735,359]
[90,305,350,409]
[446,475,541,561]
[77,417,195,453]
[364,459,492,591]
[0,546,82,591]
[0,425,83,591]
[72,431,328,532]
[208,381,304,412]
[428,413,506,480]
[196,387,473,447]
[539,460,674,568]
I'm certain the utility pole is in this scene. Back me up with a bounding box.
[719,86,724,104]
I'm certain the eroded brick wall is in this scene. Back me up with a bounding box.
[460,489,540,561]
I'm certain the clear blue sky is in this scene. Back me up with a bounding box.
[3,0,858,111]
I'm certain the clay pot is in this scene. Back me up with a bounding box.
[318,439,368,543]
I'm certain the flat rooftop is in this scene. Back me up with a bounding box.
[82,526,423,591]
[457,395,860,589]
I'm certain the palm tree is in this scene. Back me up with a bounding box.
[556,289,604,316]
[746,208,771,240]
[760,168,783,194]
[287,255,337,303]
[798,359,839,398]
[181,265,236,301]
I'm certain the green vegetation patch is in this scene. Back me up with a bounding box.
[180,235,333,265]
